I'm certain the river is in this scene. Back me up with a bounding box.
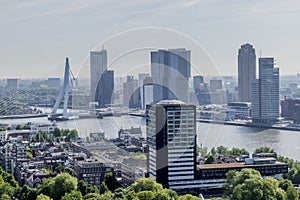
[0,113,299,160]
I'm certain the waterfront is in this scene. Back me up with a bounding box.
[1,114,300,161]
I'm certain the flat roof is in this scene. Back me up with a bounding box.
[198,161,287,169]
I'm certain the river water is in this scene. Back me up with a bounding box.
[0,113,299,160]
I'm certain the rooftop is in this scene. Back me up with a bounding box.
[198,161,286,169]
[157,100,186,105]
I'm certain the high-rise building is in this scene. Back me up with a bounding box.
[47,78,60,88]
[90,49,107,102]
[251,58,279,123]
[123,76,140,108]
[7,79,18,89]
[151,48,191,103]
[95,70,114,107]
[193,76,211,105]
[146,100,196,189]
[138,73,150,109]
[238,43,256,102]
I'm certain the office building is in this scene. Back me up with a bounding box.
[90,49,107,102]
[143,77,154,109]
[146,100,197,189]
[74,158,114,190]
[281,97,300,119]
[251,58,279,124]
[138,73,150,109]
[151,48,191,103]
[47,78,60,88]
[95,70,114,107]
[209,79,226,104]
[123,76,140,108]
[7,79,18,89]
[193,76,211,105]
[238,43,256,102]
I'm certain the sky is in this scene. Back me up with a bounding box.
[0,0,300,78]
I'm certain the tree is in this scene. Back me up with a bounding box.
[210,147,216,156]
[254,147,276,154]
[84,193,102,200]
[224,168,293,200]
[104,172,121,192]
[53,128,61,138]
[63,167,74,175]
[224,168,262,197]
[38,172,77,200]
[217,145,228,155]
[129,178,163,193]
[136,191,155,200]
[286,186,299,200]
[100,182,109,194]
[178,194,201,200]
[77,180,99,196]
[61,190,83,200]
[19,185,37,200]
[204,155,216,164]
[36,194,51,200]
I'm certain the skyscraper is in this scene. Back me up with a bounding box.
[90,49,107,102]
[95,70,114,107]
[151,48,191,103]
[251,57,279,123]
[146,100,196,189]
[238,43,256,102]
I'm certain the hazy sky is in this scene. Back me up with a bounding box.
[1,0,300,78]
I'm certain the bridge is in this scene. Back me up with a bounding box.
[48,57,78,121]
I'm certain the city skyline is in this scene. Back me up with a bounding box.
[1,1,300,78]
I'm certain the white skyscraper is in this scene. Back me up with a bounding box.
[251,57,279,124]
[90,49,107,102]
[147,100,196,189]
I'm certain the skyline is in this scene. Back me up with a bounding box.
[1,0,300,78]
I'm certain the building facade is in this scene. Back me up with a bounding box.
[238,43,256,102]
[251,58,279,124]
[146,100,197,188]
[90,50,107,102]
[193,76,211,105]
[7,79,18,89]
[95,70,114,107]
[151,49,191,103]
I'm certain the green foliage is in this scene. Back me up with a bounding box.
[0,167,19,199]
[198,146,208,157]
[38,172,77,200]
[210,147,216,156]
[254,147,276,154]
[63,167,74,175]
[36,194,52,200]
[84,193,102,200]
[100,182,109,194]
[286,186,299,200]
[20,184,38,200]
[137,190,155,200]
[77,180,99,196]
[61,190,83,200]
[204,155,216,164]
[129,178,163,193]
[104,172,121,192]
[277,156,300,184]
[0,127,6,131]
[224,168,298,200]
[178,194,201,200]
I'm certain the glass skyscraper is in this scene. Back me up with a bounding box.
[238,43,256,102]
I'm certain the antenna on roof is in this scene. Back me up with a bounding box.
[259,50,262,58]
